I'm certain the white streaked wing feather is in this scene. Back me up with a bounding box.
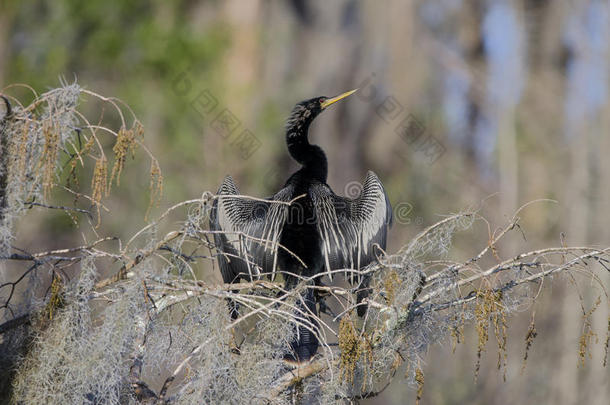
[211,176,292,282]
[311,171,391,284]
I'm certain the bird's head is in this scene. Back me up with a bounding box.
[285,89,358,134]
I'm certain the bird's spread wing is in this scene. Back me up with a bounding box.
[311,171,392,283]
[209,176,293,283]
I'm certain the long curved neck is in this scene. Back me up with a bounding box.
[286,124,328,183]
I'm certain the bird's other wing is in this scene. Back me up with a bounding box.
[209,176,293,283]
[311,171,392,284]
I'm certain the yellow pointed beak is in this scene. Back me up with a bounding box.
[320,89,358,109]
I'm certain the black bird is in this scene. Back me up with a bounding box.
[210,90,392,363]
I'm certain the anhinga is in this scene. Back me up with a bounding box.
[210,90,392,363]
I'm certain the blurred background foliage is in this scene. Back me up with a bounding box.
[1,0,609,404]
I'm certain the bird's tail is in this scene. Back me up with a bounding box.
[285,287,319,363]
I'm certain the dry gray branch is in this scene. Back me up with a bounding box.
[1,83,608,405]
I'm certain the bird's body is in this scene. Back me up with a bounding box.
[279,170,325,280]
[210,90,392,363]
